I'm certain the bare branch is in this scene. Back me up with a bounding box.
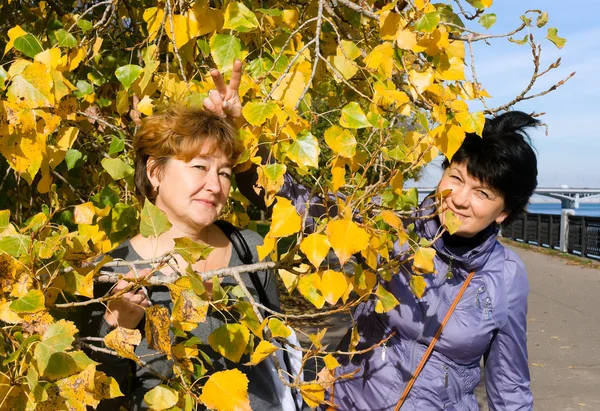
[165,0,189,85]
[442,21,528,42]
[296,0,325,110]
[335,0,379,21]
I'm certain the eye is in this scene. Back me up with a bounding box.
[450,174,462,182]
[477,190,490,199]
[219,170,232,179]
[193,165,207,171]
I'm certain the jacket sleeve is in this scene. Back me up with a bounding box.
[484,254,533,410]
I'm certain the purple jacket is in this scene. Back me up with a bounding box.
[279,178,533,410]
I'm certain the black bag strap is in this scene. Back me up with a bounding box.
[214,220,275,312]
[214,220,300,410]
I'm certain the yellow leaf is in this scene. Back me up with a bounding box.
[4,25,27,56]
[200,369,251,411]
[413,247,436,274]
[92,37,103,57]
[144,7,165,41]
[74,202,95,225]
[326,220,370,266]
[7,61,54,108]
[380,11,402,40]
[145,305,172,359]
[278,265,304,293]
[375,285,400,313]
[442,210,462,235]
[167,12,199,49]
[56,364,100,410]
[268,317,292,338]
[381,210,403,231]
[409,275,427,299]
[208,323,251,363]
[246,340,278,366]
[268,197,301,238]
[323,353,340,370]
[67,47,86,71]
[391,171,404,195]
[365,42,394,78]
[455,111,485,136]
[300,233,331,269]
[320,270,348,305]
[171,289,208,331]
[437,55,465,81]
[397,29,418,50]
[327,54,358,81]
[34,48,65,69]
[324,125,356,158]
[56,126,79,151]
[332,165,345,191]
[272,69,306,109]
[104,327,142,362]
[297,273,324,309]
[137,95,154,116]
[408,69,434,94]
[433,123,466,160]
[257,236,276,261]
[300,383,325,409]
[144,385,179,411]
[340,40,361,60]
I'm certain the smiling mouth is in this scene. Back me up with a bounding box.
[194,199,216,207]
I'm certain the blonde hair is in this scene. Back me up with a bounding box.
[133,105,242,203]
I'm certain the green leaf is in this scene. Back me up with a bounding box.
[509,35,528,45]
[210,34,242,72]
[197,38,210,56]
[174,237,213,265]
[96,186,120,208]
[339,102,371,129]
[14,34,43,58]
[536,12,549,28]
[374,285,400,313]
[115,64,143,90]
[111,203,138,233]
[101,157,134,180]
[223,2,260,32]
[409,275,427,299]
[108,137,125,155]
[324,126,356,158]
[64,149,84,170]
[77,19,93,33]
[54,29,77,48]
[256,8,283,16]
[268,318,291,338]
[140,199,172,238]
[546,28,566,49]
[208,323,251,363]
[242,101,277,126]
[520,15,532,26]
[479,14,496,29]
[414,12,440,33]
[33,320,79,380]
[10,290,45,313]
[73,80,93,98]
[286,131,320,169]
[144,385,179,411]
[0,210,10,232]
[0,234,31,257]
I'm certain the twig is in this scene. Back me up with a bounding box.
[51,170,86,203]
[442,21,527,42]
[68,1,112,31]
[295,0,325,110]
[335,0,379,21]
[264,39,317,101]
[77,110,127,133]
[465,37,491,112]
[93,1,114,29]
[165,0,189,85]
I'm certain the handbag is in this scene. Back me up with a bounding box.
[214,220,304,411]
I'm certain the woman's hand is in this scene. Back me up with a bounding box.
[103,269,152,329]
[203,59,243,122]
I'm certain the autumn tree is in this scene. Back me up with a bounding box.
[0,0,571,409]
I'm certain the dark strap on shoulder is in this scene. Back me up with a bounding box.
[214,220,275,312]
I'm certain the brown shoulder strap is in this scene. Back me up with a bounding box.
[394,270,476,411]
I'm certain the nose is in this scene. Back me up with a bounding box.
[203,170,222,192]
[450,186,469,209]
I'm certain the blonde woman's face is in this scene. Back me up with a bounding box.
[150,141,232,233]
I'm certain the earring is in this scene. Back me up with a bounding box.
[153,185,159,195]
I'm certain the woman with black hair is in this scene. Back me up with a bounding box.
[206,64,537,410]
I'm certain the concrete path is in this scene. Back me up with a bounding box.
[299,245,600,409]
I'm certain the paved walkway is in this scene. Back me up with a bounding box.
[299,245,600,409]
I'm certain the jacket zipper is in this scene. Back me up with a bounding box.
[381,342,387,361]
[442,364,449,388]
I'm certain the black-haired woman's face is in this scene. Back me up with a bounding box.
[437,163,508,238]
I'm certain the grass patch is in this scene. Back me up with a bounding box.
[500,238,600,269]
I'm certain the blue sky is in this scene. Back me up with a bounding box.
[413,0,600,188]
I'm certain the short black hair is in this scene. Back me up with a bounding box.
[442,111,539,225]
